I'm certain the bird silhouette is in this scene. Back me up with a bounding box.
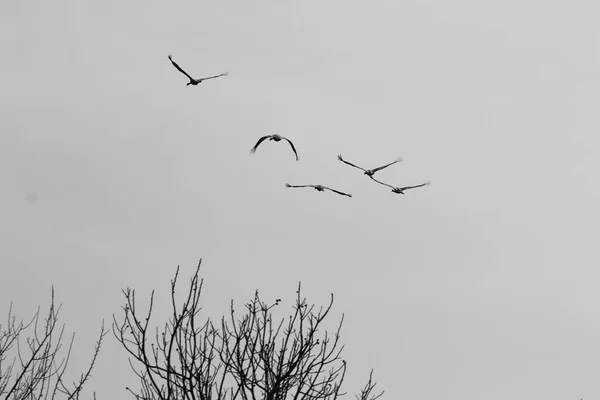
[370,177,431,195]
[285,183,352,197]
[168,55,228,86]
[337,154,402,177]
[250,134,299,161]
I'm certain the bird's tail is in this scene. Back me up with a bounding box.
[221,72,229,77]
[285,183,292,188]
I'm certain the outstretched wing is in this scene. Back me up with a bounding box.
[399,181,431,191]
[199,72,229,81]
[370,157,403,174]
[369,176,395,190]
[337,155,367,172]
[323,186,352,197]
[168,55,194,81]
[285,183,312,188]
[282,137,299,161]
[250,135,272,154]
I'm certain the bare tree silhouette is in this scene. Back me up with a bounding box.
[0,287,107,400]
[113,260,384,400]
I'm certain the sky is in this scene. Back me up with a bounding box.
[1,0,600,398]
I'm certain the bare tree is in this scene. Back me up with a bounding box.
[0,287,108,400]
[113,260,384,400]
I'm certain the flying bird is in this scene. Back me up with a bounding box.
[370,177,431,195]
[285,183,352,197]
[168,55,228,86]
[337,154,403,177]
[250,134,299,161]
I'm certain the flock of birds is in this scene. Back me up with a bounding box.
[168,54,430,198]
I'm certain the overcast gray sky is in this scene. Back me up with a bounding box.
[2,0,600,398]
